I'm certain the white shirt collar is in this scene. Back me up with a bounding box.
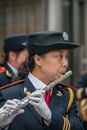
[28,73,46,90]
[7,62,17,74]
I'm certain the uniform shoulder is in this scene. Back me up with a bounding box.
[58,83,75,112]
[58,83,77,91]
[1,79,25,100]
[0,66,12,79]
[0,79,24,90]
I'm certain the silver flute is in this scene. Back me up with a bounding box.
[0,70,72,122]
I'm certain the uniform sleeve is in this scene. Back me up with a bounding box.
[48,87,84,130]
[48,99,84,130]
[48,110,64,130]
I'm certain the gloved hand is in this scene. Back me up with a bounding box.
[0,99,24,128]
[28,90,52,121]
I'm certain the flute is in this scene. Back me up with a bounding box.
[0,70,72,122]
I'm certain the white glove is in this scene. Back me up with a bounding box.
[0,99,24,128]
[28,90,51,121]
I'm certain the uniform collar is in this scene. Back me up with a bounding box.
[28,73,46,90]
[7,62,17,75]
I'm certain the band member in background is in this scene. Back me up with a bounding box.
[1,31,84,130]
[0,34,28,87]
[76,71,87,130]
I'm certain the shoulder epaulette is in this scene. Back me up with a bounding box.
[0,66,6,74]
[58,83,75,112]
[61,85,74,130]
[0,66,12,77]
[66,87,74,112]
[5,70,12,77]
[0,79,24,90]
[58,83,77,91]
[62,86,74,130]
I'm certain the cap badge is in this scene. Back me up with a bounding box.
[21,42,27,46]
[63,32,68,41]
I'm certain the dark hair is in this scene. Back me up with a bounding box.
[13,53,47,81]
[13,55,35,81]
[0,53,6,66]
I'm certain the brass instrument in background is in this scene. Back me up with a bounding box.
[0,70,72,123]
[79,98,87,121]
[76,87,87,122]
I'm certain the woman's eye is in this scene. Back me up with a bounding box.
[57,55,69,60]
[56,55,63,60]
[66,54,69,59]
[58,55,62,58]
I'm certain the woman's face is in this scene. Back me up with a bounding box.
[8,48,28,70]
[33,49,69,84]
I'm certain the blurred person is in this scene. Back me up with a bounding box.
[77,70,87,89]
[0,34,29,87]
[1,31,84,130]
[0,53,5,66]
[77,70,87,130]
[76,87,87,100]
[0,91,24,129]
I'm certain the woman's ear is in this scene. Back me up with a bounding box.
[9,51,16,61]
[34,54,42,66]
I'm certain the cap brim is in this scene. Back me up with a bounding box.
[53,42,80,49]
[27,42,80,55]
[4,43,27,53]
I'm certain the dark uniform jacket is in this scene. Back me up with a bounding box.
[0,91,6,130]
[0,91,5,107]
[0,64,14,87]
[1,78,84,130]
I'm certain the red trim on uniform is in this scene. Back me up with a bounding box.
[0,79,24,90]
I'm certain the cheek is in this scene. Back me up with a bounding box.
[42,58,59,72]
[18,55,27,62]
[65,60,69,68]
[45,63,59,73]
[16,57,24,65]
[45,61,59,72]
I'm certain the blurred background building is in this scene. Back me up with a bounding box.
[0,0,86,86]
